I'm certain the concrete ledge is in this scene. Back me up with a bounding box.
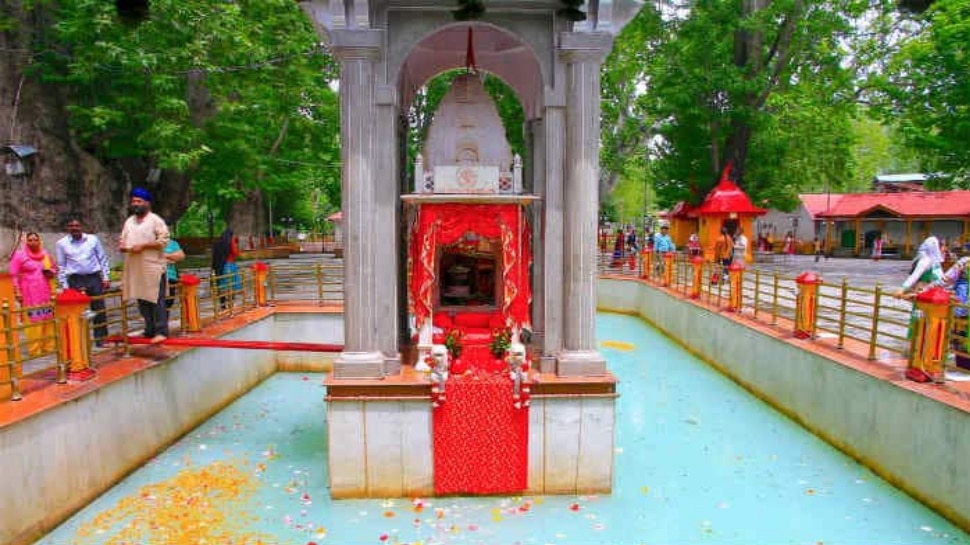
[0,318,277,545]
[0,309,344,545]
[598,277,970,533]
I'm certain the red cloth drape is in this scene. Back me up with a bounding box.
[409,203,532,331]
[432,372,529,495]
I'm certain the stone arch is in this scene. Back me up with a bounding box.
[395,22,545,120]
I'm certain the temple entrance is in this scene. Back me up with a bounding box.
[305,0,631,498]
[404,70,535,493]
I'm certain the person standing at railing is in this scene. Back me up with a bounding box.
[653,225,675,275]
[732,227,748,267]
[687,232,701,257]
[163,236,185,308]
[56,218,112,345]
[893,235,944,299]
[714,226,733,283]
[119,187,170,344]
[212,228,241,308]
[9,232,57,356]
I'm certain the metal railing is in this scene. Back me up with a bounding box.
[599,250,966,368]
[1,258,344,401]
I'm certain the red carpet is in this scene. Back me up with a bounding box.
[433,371,529,495]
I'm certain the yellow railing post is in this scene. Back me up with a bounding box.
[837,278,848,349]
[55,288,95,381]
[641,248,653,280]
[794,271,821,339]
[689,255,704,299]
[727,262,744,312]
[179,274,202,332]
[753,268,761,319]
[868,284,882,360]
[252,262,269,306]
[771,274,780,325]
[908,286,951,383]
[315,263,325,303]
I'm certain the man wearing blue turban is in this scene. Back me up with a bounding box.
[119,187,171,343]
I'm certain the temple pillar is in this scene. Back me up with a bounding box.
[375,83,401,375]
[557,32,612,377]
[541,101,565,374]
[332,29,385,378]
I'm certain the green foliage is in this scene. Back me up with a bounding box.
[872,0,970,186]
[606,0,869,212]
[35,0,340,225]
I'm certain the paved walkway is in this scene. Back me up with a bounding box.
[748,254,912,290]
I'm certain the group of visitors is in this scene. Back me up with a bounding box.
[8,186,244,354]
[712,226,748,282]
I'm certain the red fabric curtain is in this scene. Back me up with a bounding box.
[432,372,529,495]
[409,203,532,330]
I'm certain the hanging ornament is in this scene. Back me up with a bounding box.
[558,0,587,22]
[453,0,485,21]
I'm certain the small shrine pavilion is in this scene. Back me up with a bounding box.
[671,166,766,262]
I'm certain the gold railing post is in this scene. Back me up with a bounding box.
[1,300,23,401]
[316,263,325,304]
[771,274,780,325]
[868,284,882,360]
[837,278,848,349]
[119,296,131,354]
[662,252,674,287]
[753,268,761,319]
[268,265,278,302]
[209,274,220,318]
[728,262,744,312]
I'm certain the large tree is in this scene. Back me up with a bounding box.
[603,0,869,212]
[37,0,339,231]
[871,0,970,187]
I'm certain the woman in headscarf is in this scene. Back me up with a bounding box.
[211,228,241,308]
[895,235,945,298]
[8,232,57,355]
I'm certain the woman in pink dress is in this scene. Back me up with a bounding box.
[9,232,57,355]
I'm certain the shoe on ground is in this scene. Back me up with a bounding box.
[150,335,167,344]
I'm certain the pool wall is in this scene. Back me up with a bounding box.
[326,395,615,498]
[0,312,340,545]
[598,277,970,532]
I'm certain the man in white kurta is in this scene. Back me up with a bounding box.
[120,187,170,343]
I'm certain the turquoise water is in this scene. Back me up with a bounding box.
[37,313,970,545]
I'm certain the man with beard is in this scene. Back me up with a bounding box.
[119,187,170,343]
